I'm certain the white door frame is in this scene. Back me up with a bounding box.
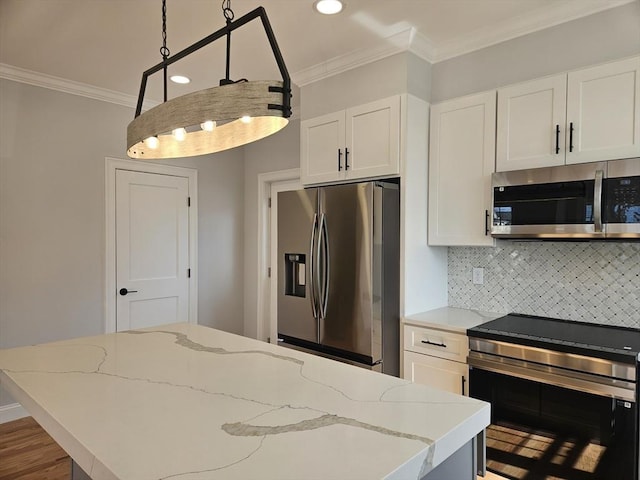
[256,168,300,343]
[105,157,198,333]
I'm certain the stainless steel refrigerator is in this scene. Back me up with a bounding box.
[277,180,400,376]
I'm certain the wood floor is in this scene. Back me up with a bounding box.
[0,417,70,480]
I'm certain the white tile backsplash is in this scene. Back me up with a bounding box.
[448,241,640,328]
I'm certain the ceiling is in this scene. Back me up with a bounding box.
[0,0,635,104]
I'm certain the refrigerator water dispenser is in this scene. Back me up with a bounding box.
[284,253,305,297]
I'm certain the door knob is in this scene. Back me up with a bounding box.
[119,288,138,296]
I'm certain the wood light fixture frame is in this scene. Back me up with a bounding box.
[127,6,292,160]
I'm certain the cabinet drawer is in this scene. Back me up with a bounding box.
[403,351,468,396]
[403,325,467,362]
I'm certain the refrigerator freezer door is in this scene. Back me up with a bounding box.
[277,188,319,343]
[319,182,378,362]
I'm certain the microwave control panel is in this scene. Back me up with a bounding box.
[605,176,640,224]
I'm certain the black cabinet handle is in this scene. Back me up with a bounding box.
[119,288,138,296]
[345,148,350,170]
[555,124,560,154]
[421,339,446,348]
[569,122,574,152]
[461,375,466,396]
[485,210,490,236]
[337,149,342,171]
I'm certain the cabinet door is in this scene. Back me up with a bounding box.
[345,96,400,179]
[496,75,567,171]
[566,56,640,165]
[428,91,496,246]
[403,351,468,396]
[300,111,346,185]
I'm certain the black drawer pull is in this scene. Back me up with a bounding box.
[421,339,446,348]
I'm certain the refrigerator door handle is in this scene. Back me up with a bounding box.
[318,212,330,319]
[309,213,319,319]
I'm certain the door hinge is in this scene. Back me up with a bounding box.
[187,268,191,278]
[267,267,271,277]
[187,197,191,207]
[268,197,272,208]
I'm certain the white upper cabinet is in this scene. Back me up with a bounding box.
[300,111,346,185]
[566,56,640,164]
[496,56,640,171]
[300,96,400,185]
[428,91,496,246]
[496,74,567,171]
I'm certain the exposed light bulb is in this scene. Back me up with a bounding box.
[170,75,191,84]
[200,120,216,131]
[172,128,187,141]
[314,0,344,15]
[240,116,252,124]
[144,136,159,149]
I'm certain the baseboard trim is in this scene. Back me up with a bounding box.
[0,402,28,424]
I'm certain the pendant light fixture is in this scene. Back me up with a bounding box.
[127,0,292,159]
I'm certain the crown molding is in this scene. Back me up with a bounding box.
[408,30,438,64]
[293,28,431,87]
[431,0,636,63]
[0,63,158,110]
[292,0,635,84]
[4,0,633,97]
[0,63,299,124]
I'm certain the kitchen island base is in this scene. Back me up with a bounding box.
[72,460,91,480]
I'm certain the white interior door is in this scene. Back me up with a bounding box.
[116,170,190,331]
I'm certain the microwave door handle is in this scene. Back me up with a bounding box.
[594,170,603,233]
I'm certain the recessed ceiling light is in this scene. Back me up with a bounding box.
[314,0,344,15]
[170,75,191,84]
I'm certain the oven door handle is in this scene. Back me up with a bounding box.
[468,352,635,402]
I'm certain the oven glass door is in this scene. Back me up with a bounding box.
[470,367,637,480]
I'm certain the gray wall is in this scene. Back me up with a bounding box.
[242,119,300,340]
[301,52,431,119]
[0,79,245,407]
[431,1,640,103]
[155,152,245,335]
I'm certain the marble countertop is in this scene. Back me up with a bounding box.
[403,307,504,334]
[0,323,489,480]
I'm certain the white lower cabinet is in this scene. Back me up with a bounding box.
[403,324,469,396]
[404,351,468,396]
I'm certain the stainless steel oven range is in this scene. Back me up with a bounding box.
[468,314,640,480]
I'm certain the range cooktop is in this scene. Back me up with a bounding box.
[468,313,640,364]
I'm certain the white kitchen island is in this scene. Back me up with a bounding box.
[0,323,489,480]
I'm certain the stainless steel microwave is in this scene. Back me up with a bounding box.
[491,158,640,239]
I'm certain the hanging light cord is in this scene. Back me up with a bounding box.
[221,0,234,85]
[161,0,171,102]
